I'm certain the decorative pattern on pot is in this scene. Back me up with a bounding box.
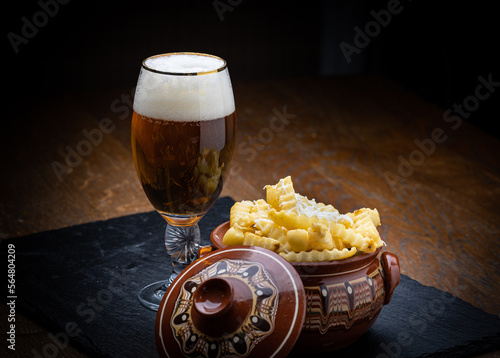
[170,258,279,357]
[303,264,385,334]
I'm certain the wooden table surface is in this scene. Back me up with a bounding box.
[2,74,499,357]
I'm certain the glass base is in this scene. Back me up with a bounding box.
[138,222,201,311]
[137,276,176,311]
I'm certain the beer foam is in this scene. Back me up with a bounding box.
[133,53,235,122]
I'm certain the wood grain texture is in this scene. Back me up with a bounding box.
[1,74,499,357]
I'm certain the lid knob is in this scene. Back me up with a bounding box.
[191,277,252,338]
[193,277,234,317]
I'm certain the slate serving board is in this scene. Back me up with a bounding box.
[3,197,499,358]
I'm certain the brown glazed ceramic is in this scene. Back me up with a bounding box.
[209,221,401,354]
[155,245,306,358]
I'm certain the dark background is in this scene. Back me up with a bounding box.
[4,0,499,137]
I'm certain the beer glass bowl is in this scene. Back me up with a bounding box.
[131,53,236,310]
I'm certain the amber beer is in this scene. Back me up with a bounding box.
[131,53,236,221]
[131,112,235,217]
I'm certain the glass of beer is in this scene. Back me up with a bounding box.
[131,53,236,310]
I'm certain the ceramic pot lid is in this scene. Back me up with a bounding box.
[155,245,306,358]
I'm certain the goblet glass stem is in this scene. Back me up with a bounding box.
[138,222,200,311]
[165,223,201,283]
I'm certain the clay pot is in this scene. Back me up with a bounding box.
[209,221,401,354]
